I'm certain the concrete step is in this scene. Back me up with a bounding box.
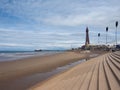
[51,74,81,90]
[88,60,100,90]
[65,75,81,90]
[109,54,120,70]
[107,56,120,81]
[99,56,110,90]
[103,58,119,90]
[111,53,120,63]
[114,51,120,56]
[72,73,87,90]
[79,64,96,90]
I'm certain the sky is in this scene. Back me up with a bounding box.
[0,0,120,51]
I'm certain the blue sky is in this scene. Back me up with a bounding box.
[0,0,120,51]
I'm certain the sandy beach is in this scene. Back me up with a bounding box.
[0,0,120,90]
[30,51,120,90]
[0,51,92,90]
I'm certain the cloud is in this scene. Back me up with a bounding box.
[43,6,120,27]
[0,28,86,49]
[0,43,32,47]
[1,0,120,27]
[0,0,120,50]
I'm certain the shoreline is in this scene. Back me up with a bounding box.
[0,51,93,90]
[0,51,89,79]
[1,58,86,90]
[0,51,63,62]
[0,51,105,90]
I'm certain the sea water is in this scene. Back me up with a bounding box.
[0,51,62,62]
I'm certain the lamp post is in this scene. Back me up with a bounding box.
[98,33,100,44]
[106,27,108,44]
[115,21,118,45]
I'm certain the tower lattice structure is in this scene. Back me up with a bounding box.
[85,27,90,47]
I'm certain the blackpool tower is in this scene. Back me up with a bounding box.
[85,27,90,47]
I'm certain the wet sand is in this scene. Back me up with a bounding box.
[0,51,91,90]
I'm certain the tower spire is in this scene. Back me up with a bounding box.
[85,27,90,47]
